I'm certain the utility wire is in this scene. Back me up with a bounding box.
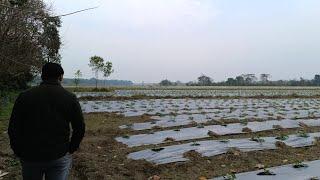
[50,6,98,18]
[0,4,98,18]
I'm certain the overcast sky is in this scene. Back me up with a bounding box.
[45,0,320,83]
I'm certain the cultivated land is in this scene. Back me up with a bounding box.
[2,86,320,179]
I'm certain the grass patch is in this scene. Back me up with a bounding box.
[65,86,116,92]
[0,91,19,132]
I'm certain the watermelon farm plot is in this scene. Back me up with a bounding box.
[214,160,320,180]
[78,93,320,179]
[116,119,320,147]
[128,132,320,164]
[75,86,320,98]
[81,98,320,117]
[112,88,320,98]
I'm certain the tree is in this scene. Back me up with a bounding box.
[159,79,173,86]
[260,74,271,84]
[0,0,62,90]
[174,81,184,86]
[186,81,196,86]
[235,76,245,85]
[226,78,236,86]
[74,70,82,89]
[198,75,213,86]
[313,75,320,86]
[102,61,114,87]
[242,74,257,85]
[88,56,104,89]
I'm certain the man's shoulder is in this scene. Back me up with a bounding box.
[20,85,45,96]
[62,88,77,99]
[18,87,37,97]
[21,85,77,99]
[14,88,36,103]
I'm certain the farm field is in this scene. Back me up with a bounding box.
[214,159,320,180]
[74,87,320,179]
[3,0,319,179]
[2,87,320,179]
[75,86,320,99]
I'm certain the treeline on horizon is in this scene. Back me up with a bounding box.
[30,77,133,86]
[159,74,320,86]
[61,78,133,86]
[63,78,133,86]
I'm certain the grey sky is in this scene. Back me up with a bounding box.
[46,0,320,83]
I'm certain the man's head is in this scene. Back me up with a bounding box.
[41,62,64,82]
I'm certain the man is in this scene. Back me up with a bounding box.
[8,62,85,180]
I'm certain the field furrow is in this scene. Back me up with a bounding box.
[128,132,320,164]
[117,119,320,147]
[213,160,320,180]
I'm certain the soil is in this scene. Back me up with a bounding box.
[2,112,320,180]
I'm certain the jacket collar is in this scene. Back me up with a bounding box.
[40,80,61,86]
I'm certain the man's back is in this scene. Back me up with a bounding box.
[8,80,85,162]
[8,62,85,180]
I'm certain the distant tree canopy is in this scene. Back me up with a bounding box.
[313,75,320,86]
[74,70,82,88]
[176,74,320,86]
[197,75,213,86]
[159,79,173,86]
[89,56,105,88]
[102,61,114,87]
[88,55,114,88]
[0,0,61,90]
[62,78,133,87]
[260,74,271,84]
[190,74,320,86]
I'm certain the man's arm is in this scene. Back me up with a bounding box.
[8,94,24,157]
[69,96,85,154]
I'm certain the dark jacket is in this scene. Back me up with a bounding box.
[8,80,85,162]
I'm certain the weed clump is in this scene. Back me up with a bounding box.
[151,148,165,152]
[257,168,276,176]
[251,136,265,143]
[293,161,308,169]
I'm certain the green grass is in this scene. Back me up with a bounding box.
[0,101,14,120]
[65,86,116,92]
[0,91,19,132]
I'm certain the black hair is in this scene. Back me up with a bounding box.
[41,62,64,81]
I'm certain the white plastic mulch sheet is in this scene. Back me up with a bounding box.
[128,133,320,164]
[78,88,320,98]
[80,99,320,117]
[116,119,320,147]
[214,160,320,180]
[125,109,320,130]
[75,92,114,98]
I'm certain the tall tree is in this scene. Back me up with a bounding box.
[102,61,114,87]
[198,75,213,86]
[159,79,173,86]
[0,0,61,90]
[74,70,82,89]
[260,74,271,84]
[242,74,257,84]
[313,75,320,86]
[235,76,245,85]
[88,56,104,89]
[226,78,236,86]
